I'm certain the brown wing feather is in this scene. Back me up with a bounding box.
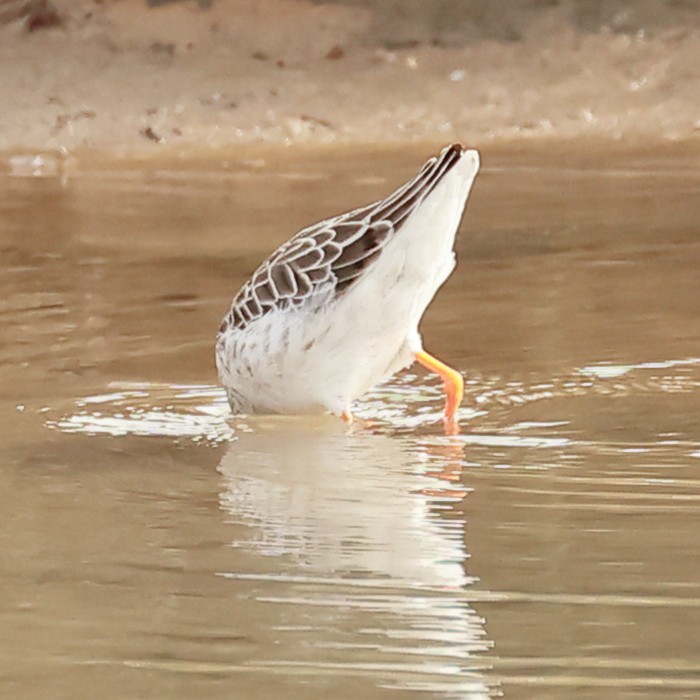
[219,144,464,335]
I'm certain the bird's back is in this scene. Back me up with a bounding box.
[217,144,480,415]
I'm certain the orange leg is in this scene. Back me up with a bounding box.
[415,350,464,434]
[340,409,373,430]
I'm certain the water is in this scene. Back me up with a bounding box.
[1,144,699,699]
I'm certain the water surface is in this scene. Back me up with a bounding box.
[1,144,699,699]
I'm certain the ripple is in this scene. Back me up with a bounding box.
[46,355,700,446]
[47,382,233,442]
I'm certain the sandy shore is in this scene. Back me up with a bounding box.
[1,0,699,159]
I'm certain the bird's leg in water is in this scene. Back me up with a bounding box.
[414,350,464,434]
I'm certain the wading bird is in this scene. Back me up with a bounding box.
[216,143,480,433]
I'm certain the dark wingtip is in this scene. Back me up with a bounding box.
[436,143,465,170]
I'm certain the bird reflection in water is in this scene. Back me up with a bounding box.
[217,418,496,698]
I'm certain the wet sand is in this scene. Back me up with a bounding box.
[1,144,699,698]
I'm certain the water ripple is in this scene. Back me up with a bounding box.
[46,355,700,448]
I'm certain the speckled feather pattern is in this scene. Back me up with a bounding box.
[216,143,480,415]
[219,144,463,335]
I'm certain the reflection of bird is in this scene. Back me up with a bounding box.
[216,421,493,696]
[216,144,480,431]
[218,420,470,586]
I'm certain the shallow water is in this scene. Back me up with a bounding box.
[1,144,699,699]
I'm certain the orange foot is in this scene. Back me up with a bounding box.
[414,349,464,435]
[340,410,374,430]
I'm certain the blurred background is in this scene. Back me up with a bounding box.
[1,0,699,153]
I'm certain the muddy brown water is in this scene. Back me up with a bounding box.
[1,144,699,699]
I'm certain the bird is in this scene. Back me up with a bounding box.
[216,143,480,433]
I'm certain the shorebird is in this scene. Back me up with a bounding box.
[216,143,480,432]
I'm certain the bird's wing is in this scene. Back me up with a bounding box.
[221,144,465,334]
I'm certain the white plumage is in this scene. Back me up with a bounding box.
[216,144,480,427]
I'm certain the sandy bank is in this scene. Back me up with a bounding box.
[1,0,699,159]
